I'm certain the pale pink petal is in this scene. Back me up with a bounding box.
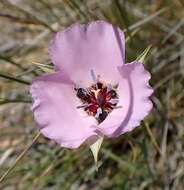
[30,72,97,148]
[49,20,125,85]
[95,61,153,137]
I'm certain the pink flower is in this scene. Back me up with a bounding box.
[30,21,153,149]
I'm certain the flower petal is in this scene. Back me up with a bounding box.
[49,20,125,85]
[30,72,97,148]
[95,61,153,137]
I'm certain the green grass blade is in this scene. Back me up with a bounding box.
[128,7,168,31]
[0,71,30,85]
[0,55,25,71]
[0,98,31,105]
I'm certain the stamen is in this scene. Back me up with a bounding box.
[98,110,108,123]
[107,84,113,92]
[95,108,102,118]
[90,69,97,82]
[109,99,119,104]
[114,105,123,109]
[75,78,120,124]
[113,83,119,89]
[76,104,89,109]
[76,88,89,101]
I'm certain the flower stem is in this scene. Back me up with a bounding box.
[0,131,41,183]
[144,122,162,155]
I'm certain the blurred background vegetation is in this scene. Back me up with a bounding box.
[0,0,184,189]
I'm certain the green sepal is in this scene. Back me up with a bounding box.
[34,62,54,73]
[90,136,103,171]
[136,45,152,62]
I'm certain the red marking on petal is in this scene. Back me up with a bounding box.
[75,80,119,123]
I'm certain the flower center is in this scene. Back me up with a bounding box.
[75,81,119,124]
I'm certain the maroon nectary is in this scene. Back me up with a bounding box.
[75,81,119,123]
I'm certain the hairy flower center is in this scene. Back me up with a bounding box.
[75,81,119,123]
